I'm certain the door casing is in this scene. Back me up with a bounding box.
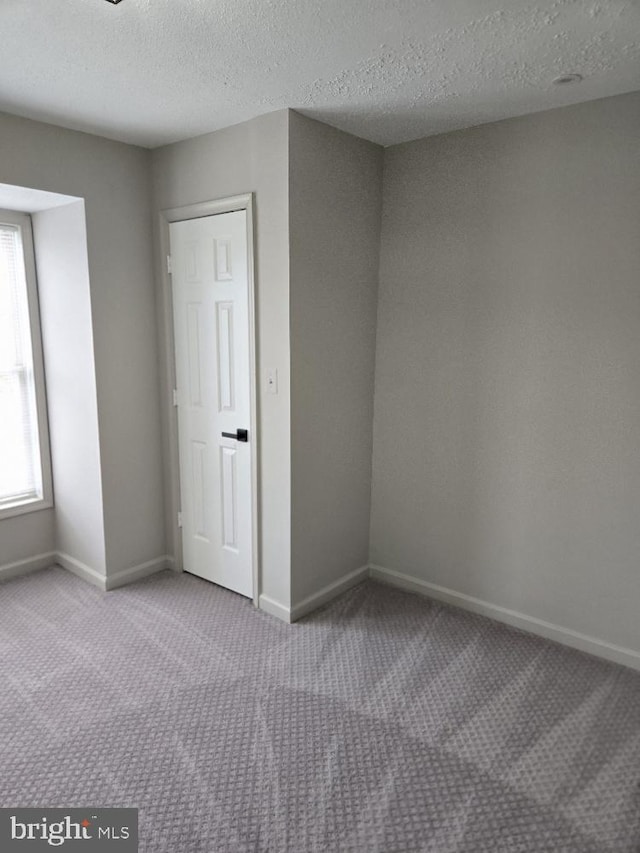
[158,194,259,605]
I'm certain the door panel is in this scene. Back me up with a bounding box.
[170,210,253,598]
[220,443,238,551]
[216,302,235,411]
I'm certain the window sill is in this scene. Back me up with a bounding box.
[0,497,54,521]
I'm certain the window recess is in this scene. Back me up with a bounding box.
[0,210,52,518]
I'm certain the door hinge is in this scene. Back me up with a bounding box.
[167,254,173,274]
[177,511,183,529]
[172,388,178,407]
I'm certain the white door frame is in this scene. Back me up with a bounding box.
[158,194,259,605]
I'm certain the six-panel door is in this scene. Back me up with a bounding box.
[170,210,253,598]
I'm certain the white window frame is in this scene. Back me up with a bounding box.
[0,209,53,519]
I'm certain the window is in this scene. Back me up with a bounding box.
[0,210,52,518]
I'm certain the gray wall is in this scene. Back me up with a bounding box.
[34,201,107,574]
[151,110,292,609]
[0,112,165,577]
[0,509,54,570]
[289,112,382,604]
[371,91,640,651]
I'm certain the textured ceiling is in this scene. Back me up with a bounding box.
[0,0,638,148]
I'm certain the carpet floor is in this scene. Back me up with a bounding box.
[1,567,639,852]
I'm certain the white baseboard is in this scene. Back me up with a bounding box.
[105,555,171,591]
[369,563,640,672]
[55,552,107,590]
[290,564,370,622]
[8,548,636,671]
[57,552,170,591]
[3,551,172,593]
[258,594,292,623]
[0,551,57,583]
[259,564,370,624]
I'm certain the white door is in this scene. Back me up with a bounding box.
[170,210,254,598]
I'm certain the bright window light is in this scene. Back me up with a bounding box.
[0,213,52,515]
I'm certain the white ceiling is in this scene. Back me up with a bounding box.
[1,0,638,149]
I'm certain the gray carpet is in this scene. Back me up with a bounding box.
[1,568,639,852]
